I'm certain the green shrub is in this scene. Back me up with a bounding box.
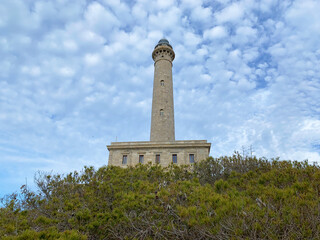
[1,154,319,239]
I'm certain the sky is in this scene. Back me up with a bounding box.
[1,0,320,197]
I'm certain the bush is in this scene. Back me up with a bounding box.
[1,154,320,239]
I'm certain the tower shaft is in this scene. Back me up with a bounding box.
[150,39,175,142]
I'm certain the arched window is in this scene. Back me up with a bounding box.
[160,109,164,116]
[160,80,164,86]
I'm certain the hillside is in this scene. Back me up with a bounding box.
[1,154,320,239]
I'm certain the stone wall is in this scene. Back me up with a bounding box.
[107,140,210,167]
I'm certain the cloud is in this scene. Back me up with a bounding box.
[204,26,228,40]
[148,7,182,32]
[84,2,120,33]
[155,0,176,10]
[1,0,320,197]
[184,31,202,47]
[0,0,39,32]
[180,0,204,9]
[285,0,320,32]
[234,26,257,44]
[84,53,101,66]
[190,6,212,23]
[215,2,244,23]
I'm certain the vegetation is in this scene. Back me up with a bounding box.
[1,154,320,239]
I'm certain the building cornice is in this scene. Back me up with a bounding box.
[107,140,211,151]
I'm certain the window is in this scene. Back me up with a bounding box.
[155,154,160,164]
[160,109,164,116]
[139,155,144,164]
[122,155,127,164]
[172,154,177,164]
[189,154,194,163]
[160,80,164,86]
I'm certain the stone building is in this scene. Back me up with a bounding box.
[107,39,211,167]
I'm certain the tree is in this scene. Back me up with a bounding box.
[1,155,320,239]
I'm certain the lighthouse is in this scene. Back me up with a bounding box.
[107,39,211,167]
[150,39,175,142]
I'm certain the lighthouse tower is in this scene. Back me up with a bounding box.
[150,39,175,142]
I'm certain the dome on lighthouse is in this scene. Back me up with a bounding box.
[155,38,172,49]
[158,38,169,44]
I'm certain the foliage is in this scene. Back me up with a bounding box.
[1,154,320,239]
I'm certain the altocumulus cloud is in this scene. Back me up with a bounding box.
[0,0,319,196]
